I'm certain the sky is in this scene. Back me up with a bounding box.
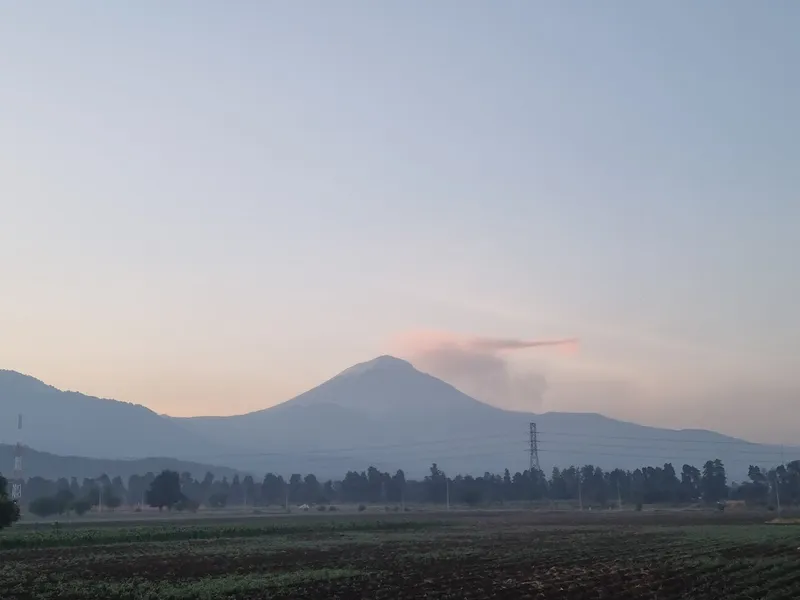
[1,2,798,443]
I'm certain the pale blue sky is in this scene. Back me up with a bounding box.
[1,3,798,441]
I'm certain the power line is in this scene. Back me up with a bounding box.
[5,426,793,469]
[118,429,794,463]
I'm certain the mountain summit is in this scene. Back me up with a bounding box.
[276,354,497,419]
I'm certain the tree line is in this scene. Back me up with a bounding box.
[2,457,798,524]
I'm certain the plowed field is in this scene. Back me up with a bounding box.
[1,511,798,599]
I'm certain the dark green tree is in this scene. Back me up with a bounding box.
[146,470,184,511]
[54,489,75,514]
[0,475,21,529]
[29,496,61,518]
[701,459,727,504]
[72,499,91,516]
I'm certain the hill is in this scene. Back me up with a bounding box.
[0,444,239,481]
[0,370,237,461]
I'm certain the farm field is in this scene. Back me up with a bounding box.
[1,510,799,599]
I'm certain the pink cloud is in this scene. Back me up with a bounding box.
[387,329,579,410]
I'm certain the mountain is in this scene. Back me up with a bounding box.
[174,356,795,478]
[2,361,792,479]
[0,444,239,481]
[0,370,237,462]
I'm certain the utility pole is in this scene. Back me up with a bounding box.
[98,483,103,513]
[577,472,583,511]
[617,479,622,510]
[285,487,289,512]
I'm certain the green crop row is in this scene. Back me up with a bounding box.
[0,518,444,550]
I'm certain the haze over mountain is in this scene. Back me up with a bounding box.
[2,359,793,479]
[174,356,793,478]
[0,444,238,482]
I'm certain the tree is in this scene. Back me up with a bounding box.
[146,470,184,511]
[680,464,701,502]
[701,460,727,504]
[29,496,61,518]
[104,492,122,510]
[54,489,75,514]
[72,499,91,516]
[0,475,21,529]
[208,493,228,508]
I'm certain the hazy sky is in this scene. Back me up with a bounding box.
[1,3,798,442]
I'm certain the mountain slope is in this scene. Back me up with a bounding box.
[175,356,794,478]
[0,370,234,462]
[0,444,239,481]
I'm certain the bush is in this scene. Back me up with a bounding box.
[635,503,643,512]
[328,505,337,512]
[358,504,367,512]
[317,505,327,512]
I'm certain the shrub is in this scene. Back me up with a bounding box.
[328,505,337,512]
[358,504,367,512]
[317,505,327,512]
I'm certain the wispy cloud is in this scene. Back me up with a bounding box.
[388,330,579,410]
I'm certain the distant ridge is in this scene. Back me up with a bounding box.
[0,443,240,481]
[0,369,240,461]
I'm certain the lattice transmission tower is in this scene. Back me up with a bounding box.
[529,422,540,473]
